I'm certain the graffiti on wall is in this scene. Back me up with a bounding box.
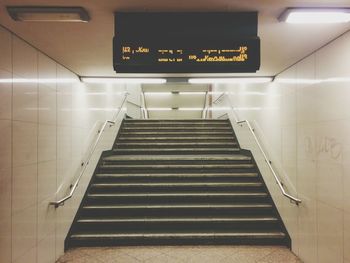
[305,136,343,162]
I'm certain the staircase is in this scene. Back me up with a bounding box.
[65,119,290,249]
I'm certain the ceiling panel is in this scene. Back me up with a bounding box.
[0,0,350,77]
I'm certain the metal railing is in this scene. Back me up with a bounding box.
[211,92,301,205]
[201,91,209,119]
[50,93,129,208]
[141,92,149,119]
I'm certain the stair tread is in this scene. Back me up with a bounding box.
[88,192,267,197]
[71,232,286,238]
[120,132,233,135]
[112,148,240,152]
[118,137,235,140]
[99,164,255,169]
[124,119,229,121]
[122,127,232,130]
[115,142,237,146]
[83,204,273,209]
[77,217,278,223]
[95,173,258,177]
[103,155,249,161]
[91,182,263,187]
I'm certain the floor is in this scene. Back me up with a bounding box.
[56,246,302,263]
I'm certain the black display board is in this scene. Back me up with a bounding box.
[113,12,260,73]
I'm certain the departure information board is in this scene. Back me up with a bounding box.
[113,13,260,73]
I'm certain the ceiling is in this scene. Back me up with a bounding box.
[1,0,350,77]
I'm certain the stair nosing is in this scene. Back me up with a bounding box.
[87,192,267,197]
[83,204,273,209]
[95,173,259,177]
[77,217,279,223]
[71,232,286,238]
[103,155,251,161]
[91,182,263,187]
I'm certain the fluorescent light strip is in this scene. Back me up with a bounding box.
[144,107,262,111]
[7,6,90,22]
[81,78,167,84]
[287,12,350,24]
[275,77,350,84]
[188,77,273,84]
[0,78,79,83]
[144,92,208,95]
[178,108,203,111]
[179,92,207,95]
[279,8,350,24]
[144,92,172,95]
[146,108,172,111]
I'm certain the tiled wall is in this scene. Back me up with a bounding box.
[0,26,127,263]
[212,31,350,263]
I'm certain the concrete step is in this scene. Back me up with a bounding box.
[82,203,273,210]
[115,142,238,148]
[68,231,287,247]
[102,155,251,162]
[87,192,268,198]
[122,127,232,131]
[95,172,259,180]
[91,182,263,187]
[123,123,231,127]
[117,136,236,142]
[77,216,278,224]
[89,182,264,194]
[98,163,255,170]
[85,192,269,205]
[94,172,260,184]
[81,203,274,217]
[112,148,241,155]
[119,131,234,137]
[124,119,229,123]
[74,216,281,232]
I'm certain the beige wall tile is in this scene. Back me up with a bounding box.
[38,85,56,126]
[12,80,38,123]
[13,121,38,167]
[37,233,55,263]
[0,167,12,263]
[12,164,37,213]
[317,202,343,263]
[0,70,12,120]
[12,36,37,79]
[38,124,56,162]
[12,206,37,262]
[38,160,56,203]
[0,120,12,169]
[0,26,12,73]
[37,199,56,242]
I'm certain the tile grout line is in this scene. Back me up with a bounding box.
[314,53,319,263]
[295,63,300,259]
[36,47,39,263]
[10,29,13,263]
[55,62,58,261]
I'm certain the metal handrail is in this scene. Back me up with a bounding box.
[213,92,301,205]
[141,92,148,119]
[50,93,129,208]
[202,91,209,119]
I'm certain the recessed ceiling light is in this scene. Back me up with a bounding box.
[7,6,90,22]
[279,7,350,24]
[188,77,273,84]
[81,78,167,84]
[146,108,172,111]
